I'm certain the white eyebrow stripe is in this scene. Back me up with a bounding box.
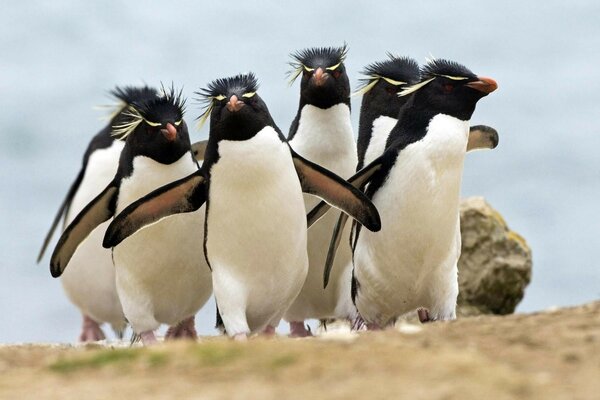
[326,62,341,71]
[397,77,435,97]
[437,74,469,81]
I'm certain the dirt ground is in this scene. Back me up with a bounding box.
[1,302,599,400]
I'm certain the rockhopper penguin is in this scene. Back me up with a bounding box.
[38,85,157,342]
[285,45,359,336]
[101,73,381,341]
[310,59,498,327]
[49,86,212,345]
[320,56,500,289]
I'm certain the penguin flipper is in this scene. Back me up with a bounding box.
[103,171,206,249]
[37,167,86,263]
[306,157,384,227]
[50,181,119,278]
[191,140,208,161]
[323,211,349,288]
[291,149,381,232]
[468,125,499,152]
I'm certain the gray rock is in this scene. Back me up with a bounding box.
[457,197,532,316]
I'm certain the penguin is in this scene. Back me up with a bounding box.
[284,44,358,336]
[49,86,212,345]
[37,85,157,341]
[320,57,500,286]
[310,59,498,328]
[100,73,381,341]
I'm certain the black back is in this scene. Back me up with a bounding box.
[37,85,158,262]
[356,55,420,169]
[287,45,351,140]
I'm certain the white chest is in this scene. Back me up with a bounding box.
[363,116,397,166]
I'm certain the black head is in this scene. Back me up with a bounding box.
[112,85,191,164]
[109,85,159,138]
[357,54,420,118]
[288,44,350,109]
[398,58,498,121]
[196,73,279,142]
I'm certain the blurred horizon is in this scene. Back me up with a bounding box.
[1,1,599,343]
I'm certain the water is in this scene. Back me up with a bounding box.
[1,1,599,343]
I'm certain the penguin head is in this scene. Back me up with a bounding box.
[288,44,350,109]
[111,85,190,161]
[197,73,276,141]
[109,85,159,139]
[399,59,498,121]
[357,54,420,117]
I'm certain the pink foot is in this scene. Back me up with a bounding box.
[418,308,431,323]
[79,315,106,342]
[233,333,248,342]
[165,316,197,340]
[289,321,312,337]
[261,325,276,337]
[140,330,158,346]
[366,322,382,330]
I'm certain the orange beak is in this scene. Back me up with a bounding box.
[466,76,498,94]
[161,123,177,141]
[226,95,245,112]
[312,67,328,87]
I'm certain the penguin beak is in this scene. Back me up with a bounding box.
[312,68,328,87]
[226,95,245,112]
[161,123,177,142]
[466,76,498,94]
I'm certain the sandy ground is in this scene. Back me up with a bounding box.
[1,302,599,400]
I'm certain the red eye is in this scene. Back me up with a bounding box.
[386,86,397,94]
[443,83,454,94]
[332,70,342,79]
[303,70,311,78]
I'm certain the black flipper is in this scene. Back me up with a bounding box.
[37,168,85,263]
[50,181,119,278]
[103,170,206,249]
[191,140,208,161]
[468,125,499,151]
[291,149,381,232]
[306,156,384,227]
[323,212,349,288]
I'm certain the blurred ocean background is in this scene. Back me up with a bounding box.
[1,1,598,343]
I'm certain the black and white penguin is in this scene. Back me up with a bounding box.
[312,59,498,327]
[37,85,157,341]
[320,57,500,285]
[49,87,212,345]
[285,45,358,336]
[100,73,380,341]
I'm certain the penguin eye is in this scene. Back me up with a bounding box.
[332,70,342,79]
[386,86,397,94]
[442,83,454,94]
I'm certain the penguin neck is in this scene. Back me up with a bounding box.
[357,94,403,170]
[118,137,193,179]
[287,103,356,167]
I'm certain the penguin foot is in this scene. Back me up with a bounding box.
[261,325,276,337]
[289,321,312,337]
[165,316,197,340]
[233,333,248,342]
[417,308,432,323]
[79,315,106,342]
[140,330,158,346]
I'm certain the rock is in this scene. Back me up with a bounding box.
[457,197,532,316]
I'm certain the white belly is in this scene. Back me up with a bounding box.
[113,153,211,332]
[61,140,125,330]
[287,104,358,320]
[363,116,397,166]
[354,114,467,325]
[207,127,308,334]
